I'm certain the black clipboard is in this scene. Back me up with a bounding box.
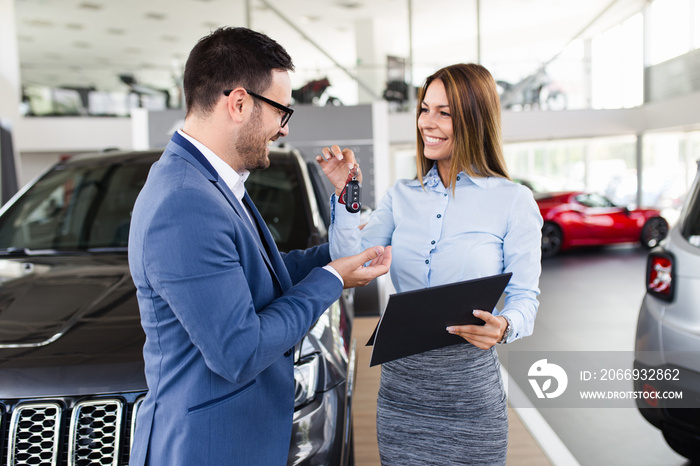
[366,272,512,367]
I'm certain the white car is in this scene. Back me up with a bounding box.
[634,160,700,463]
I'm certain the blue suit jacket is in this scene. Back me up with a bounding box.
[127,132,342,466]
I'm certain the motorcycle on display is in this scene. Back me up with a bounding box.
[292,77,343,106]
[496,67,567,111]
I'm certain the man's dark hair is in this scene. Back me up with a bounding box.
[183,27,294,115]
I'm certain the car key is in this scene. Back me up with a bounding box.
[340,164,361,213]
[344,178,361,213]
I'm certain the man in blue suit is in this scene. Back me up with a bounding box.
[127,27,391,466]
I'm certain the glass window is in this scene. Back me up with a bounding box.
[680,167,700,247]
[643,131,700,225]
[575,193,615,208]
[504,136,637,197]
[0,160,151,251]
[504,140,585,193]
[591,13,643,109]
[648,0,693,65]
[695,0,700,49]
[587,136,638,206]
[545,40,586,110]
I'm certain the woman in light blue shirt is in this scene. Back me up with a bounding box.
[318,63,542,465]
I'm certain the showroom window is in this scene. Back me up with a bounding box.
[642,130,700,224]
[504,139,586,193]
[591,13,644,109]
[504,137,638,196]
[695,0,700,49]
[504,135,636,200]
[505,131,700,225]
[586,136,639,205]
[647,0,697,66]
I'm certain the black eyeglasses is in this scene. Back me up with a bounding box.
[223,89,294,128]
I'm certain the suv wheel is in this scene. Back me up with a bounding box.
[663,428,700,463]
[640,217,669,249]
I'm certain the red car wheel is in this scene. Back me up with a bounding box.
[541,222,562,259]
[640,217,669,249]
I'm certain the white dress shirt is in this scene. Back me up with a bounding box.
[177,130,343,285]
[177,130,254,225]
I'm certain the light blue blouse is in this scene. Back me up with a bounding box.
[329,164,543,343]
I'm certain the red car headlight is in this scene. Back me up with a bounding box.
[646,251,674,302]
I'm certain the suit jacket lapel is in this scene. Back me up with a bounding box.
[166,133,287,291]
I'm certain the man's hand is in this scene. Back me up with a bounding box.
[446,311,508,350]
[329,246,392,289]
[315,145,363,196]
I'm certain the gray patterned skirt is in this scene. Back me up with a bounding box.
[376,343,508,465]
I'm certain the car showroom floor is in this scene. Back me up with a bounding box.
[350,245,691,466]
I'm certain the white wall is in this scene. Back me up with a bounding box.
[15,117,132,152]
[13,116,132,185]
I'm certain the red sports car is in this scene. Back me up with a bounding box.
[535,191,669,258]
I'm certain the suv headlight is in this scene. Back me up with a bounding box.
[294,353,319,409]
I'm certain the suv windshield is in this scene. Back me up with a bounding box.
[681,172,700,248]
[0,161,151,251]
[0,151,317,253]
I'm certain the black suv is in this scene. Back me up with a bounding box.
[0,147,355,465]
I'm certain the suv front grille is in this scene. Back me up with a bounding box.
[69,400,123,466]
[3,397,144,466]
[9,402,61,465]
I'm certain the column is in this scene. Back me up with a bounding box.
[582,38,593,109]
[0,0,22,199]
[354,18,387,104]
[0,0,21,121]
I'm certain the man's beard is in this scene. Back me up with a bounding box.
[236,107,270,170]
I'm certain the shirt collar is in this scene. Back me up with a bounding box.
[177,130,250,201]
[409,163,491,190]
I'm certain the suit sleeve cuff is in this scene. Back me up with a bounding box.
[323,265,344,287]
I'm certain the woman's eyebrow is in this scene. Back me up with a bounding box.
[421,102,449,108]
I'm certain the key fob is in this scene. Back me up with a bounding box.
[344,179,361,213]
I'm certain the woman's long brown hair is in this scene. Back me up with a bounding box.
[416,63,510,191]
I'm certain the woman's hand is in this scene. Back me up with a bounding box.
[315,145,363,196]
[446,310,508,350]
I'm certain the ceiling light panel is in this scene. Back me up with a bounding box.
[144,12,167,21]
[78,2,103,10]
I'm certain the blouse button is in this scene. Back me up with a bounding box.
[431,240,436,245]
[425,259,429,264]
[457,176,461,181]
[437,214,442,218]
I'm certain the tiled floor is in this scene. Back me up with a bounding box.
[351,316,552,466]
